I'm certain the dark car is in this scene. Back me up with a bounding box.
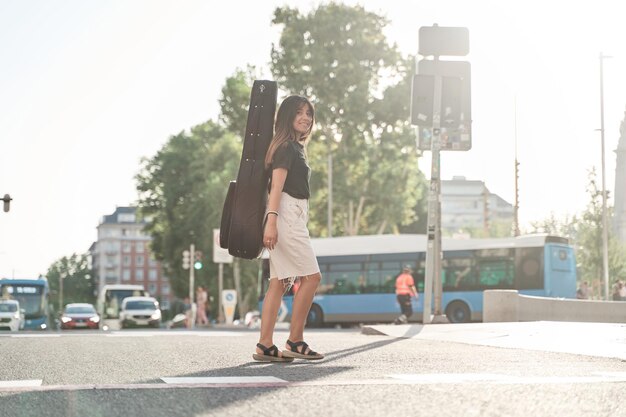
[60,303,100,330]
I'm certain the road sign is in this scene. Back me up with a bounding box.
[213,229,233,264]
[412,60,472,151]
[419,26,469,57]
[221,290,237,325]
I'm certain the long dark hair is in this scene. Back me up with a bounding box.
[264,95,315,169]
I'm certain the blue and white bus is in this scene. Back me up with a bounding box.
[259,234,577,326]
[0,277,51,330]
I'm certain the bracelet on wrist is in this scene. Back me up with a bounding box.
[267,211,279,217]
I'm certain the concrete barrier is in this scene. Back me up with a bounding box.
[483,290,626,323]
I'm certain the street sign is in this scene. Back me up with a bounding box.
[221,289,237,325]
[419,26,469,57]
[213,229,233,264]
[417,126,471,151]
[412,60,472,151]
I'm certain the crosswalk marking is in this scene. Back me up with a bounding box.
[388,372,626,385]
[161,376,286,384]
[0,330,244,338]
[2,372,626,393]
[0,380,42,388]
[106,331,244,337]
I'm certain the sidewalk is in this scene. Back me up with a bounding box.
[362,321,626,360]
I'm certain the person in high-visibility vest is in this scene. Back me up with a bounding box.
[394,266,418,324]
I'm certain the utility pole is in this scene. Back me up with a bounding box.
[412,25,471,324]
[327,140,333,237]
[513,97,520,237]
[599,52,612,301]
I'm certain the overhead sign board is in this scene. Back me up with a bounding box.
[419,26,469,57]
[411,60,472,151]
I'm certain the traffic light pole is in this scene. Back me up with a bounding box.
[423,57,448,324]
[189,243,196,329]
[217,262,224,323]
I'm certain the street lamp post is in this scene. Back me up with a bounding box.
[599,52,612,301]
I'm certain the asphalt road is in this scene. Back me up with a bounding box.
[0,322,625,417]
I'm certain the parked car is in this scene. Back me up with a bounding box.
[119,297,161,329]
[0,299,24,331]
[60,303,100,330]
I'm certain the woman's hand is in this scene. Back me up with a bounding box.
[264,167,287,251]
[264,216,278,250]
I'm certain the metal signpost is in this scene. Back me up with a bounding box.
[213,229,233,323]
[182,244,197,328]
[411,25,471,324]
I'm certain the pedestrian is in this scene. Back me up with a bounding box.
[394,265,418,324]
[196,286,209,325]
[619,281,626,301]
[182,296,193,329]
[612,282,622,301]
[253,95,324,362]
[576,281,590,299]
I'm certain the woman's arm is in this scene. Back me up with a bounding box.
[264,168,287,250]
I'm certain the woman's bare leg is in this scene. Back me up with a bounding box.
[257,278,286,355]
[287,272,321,346]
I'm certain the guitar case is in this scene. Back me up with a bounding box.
[219,80,277,259]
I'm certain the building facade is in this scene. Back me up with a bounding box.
[441,176,514,236]
[613,112,626,243]
[90,207,172,309]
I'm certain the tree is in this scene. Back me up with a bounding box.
[572,169,626,298]
[530,168,626,298]
[270,4,427,236]
[135,73,264,315]
[219,66,261,136]
[135,121,242,299]
[46,253,94,311]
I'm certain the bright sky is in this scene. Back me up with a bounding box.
[1,0,625,278]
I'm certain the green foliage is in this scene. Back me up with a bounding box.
[135,73,263,314]
[135,120,242,299]
[530,168,626,298]
[271,4,427,236]
[572,169,626,296]
[219,66,260,136]
[46,253,94,311]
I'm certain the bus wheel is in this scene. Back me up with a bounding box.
[445,301,471,323]
[305,304,324,328]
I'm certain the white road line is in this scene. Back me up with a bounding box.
[0,380,42,388]
[2,372,626,393]
[106,331,244,337]
[388,372,626,385]
[9,334,61,338]
[161,376,286,384]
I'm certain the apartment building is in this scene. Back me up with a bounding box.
[90,207,172,309]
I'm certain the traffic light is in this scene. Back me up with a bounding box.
[182,250,190,270]
[194,250,203,270]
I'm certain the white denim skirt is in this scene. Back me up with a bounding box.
[268,192,320,281]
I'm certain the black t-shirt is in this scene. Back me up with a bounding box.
[271,141,310,199]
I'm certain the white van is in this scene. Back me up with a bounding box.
[97,285,148,319]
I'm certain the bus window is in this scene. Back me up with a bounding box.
[515,247,544,290]
[442,257,475,291]
[476,259,514,289]
[327,263,363,294]
[413,260,426,292]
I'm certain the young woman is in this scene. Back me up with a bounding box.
[252,95,324,362]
